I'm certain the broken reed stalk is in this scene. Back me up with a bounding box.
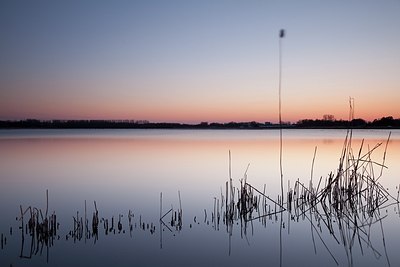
[310,146,317,187]
[229,150,233,207]
[45,189,48,218]
[178,191,182,212]
[159,192,162,221]
[85,200,87,243]
[377,132,391,181]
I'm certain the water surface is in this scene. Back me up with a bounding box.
[0,129,399,266]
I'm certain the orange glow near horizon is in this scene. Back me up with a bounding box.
[1,94,398,123]
[0,74,399,123]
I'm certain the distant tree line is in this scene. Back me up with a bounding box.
[0,116,399,129]
[0,119,183,129]
[296,116,400,128]
[0,119,272,129]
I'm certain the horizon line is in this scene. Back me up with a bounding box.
[1,115,399,125]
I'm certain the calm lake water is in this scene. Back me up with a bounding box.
[0,129,399,267]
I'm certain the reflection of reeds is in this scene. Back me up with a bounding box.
[9,129,399,266]
[1,233,5,250]
[211,128,397,265]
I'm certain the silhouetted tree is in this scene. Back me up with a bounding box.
[323,114,335,121]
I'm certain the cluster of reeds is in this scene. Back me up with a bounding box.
[195,152,287,255]
[18,190,58,261]
[284,130,397,266]
[14,192,162,262]
[199,128,397,265]
[217,131,396,225]
[67,201,100,242]
[67,202,156,242]
[159,192,183,233]
[212,129,397,265]
[286,133,396,216]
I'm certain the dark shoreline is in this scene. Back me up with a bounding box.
[1,117,400,130]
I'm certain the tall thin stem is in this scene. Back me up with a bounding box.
[279,29,285,203]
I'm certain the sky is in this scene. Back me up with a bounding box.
[0,0,399,123]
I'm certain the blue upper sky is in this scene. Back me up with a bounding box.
[1,0,399,122]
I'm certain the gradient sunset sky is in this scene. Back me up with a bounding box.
[0,0,399,123]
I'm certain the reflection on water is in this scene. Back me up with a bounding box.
[0,129,400,267]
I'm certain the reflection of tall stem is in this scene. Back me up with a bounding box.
[279,29,285,203]
[379,218,391,267]
[279,213,283,267]
[159,192,162,249]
